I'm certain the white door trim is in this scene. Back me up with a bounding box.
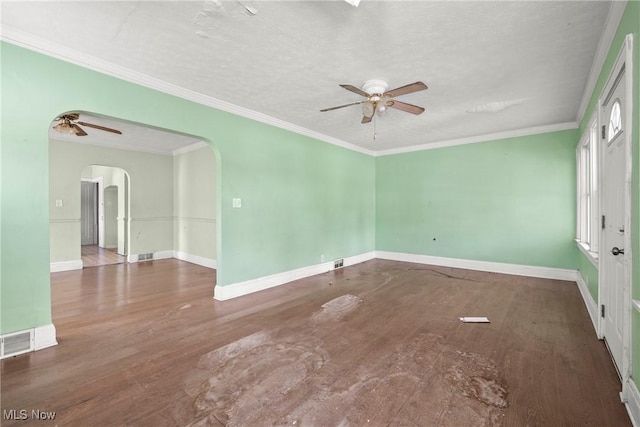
[597,33,634,403]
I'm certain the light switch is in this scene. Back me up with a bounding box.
[232,198,242,208]
[55,199,63,207]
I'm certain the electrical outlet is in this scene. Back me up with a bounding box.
[55,199,63,207]
[321,254,325,262]
[232,198,242,208]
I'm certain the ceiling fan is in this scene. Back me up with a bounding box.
[320,79,428,124]
[52,113,122,137]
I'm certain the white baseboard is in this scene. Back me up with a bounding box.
[174,251,216,269]
[34,323,58,350]
[576,271,599,335]
[374,251,579,281]
[347,251,378,266]
[50,259,83,272]
[625,378,640,427]
[214,251,376,301]
[214,251,580,301]
[154,250,174,260]
[128,250,174,263]
[130,250,216,268]
[1,324,57,359]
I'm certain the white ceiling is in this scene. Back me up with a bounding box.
[3,1,613,154]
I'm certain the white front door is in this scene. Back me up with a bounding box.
[601,63,626,374]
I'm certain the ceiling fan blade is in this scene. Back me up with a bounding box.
[387,100,425,115]
[339,84,371,98]
[77,121,122,134]
[384,81,428,98]
[320,100,366,112]
[361,114,373,124]
[71,124,88,136]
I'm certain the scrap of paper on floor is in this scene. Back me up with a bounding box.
[460,317,490,323]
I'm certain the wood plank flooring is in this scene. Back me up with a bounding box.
[81,244,126,268]
[1,259,631,426]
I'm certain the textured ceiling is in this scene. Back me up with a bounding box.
[3,1,612,153]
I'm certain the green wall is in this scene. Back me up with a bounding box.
[376,130,578,269]
[221,123,375,283]
[1,3,637,390]
[0,42,375,334]
[577,251,599,302]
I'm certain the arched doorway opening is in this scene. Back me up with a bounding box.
[49,110,218,276]
[80,165,130,267]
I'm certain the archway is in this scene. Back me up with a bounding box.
[49,110,218,275]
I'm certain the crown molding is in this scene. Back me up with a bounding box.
[374,122,578,157]
[575,0,627,125]
[0,24,594,159]
[1,26,374,157]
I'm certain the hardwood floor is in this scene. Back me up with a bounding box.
[81,244,126,268]
[1,259,631,426]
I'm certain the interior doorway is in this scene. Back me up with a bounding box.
[80,180,99,245]
[80,165,130,268]
[48,110,219,293]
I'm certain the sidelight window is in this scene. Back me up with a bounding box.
[576,117,599,258]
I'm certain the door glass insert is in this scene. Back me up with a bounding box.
[608,100,622,142]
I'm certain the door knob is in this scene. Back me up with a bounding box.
[611,247,624,256]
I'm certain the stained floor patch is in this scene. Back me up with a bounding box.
[175,293,509,426]
[180,331,329,426]
[312,294,362,323]
[440,350,509,426]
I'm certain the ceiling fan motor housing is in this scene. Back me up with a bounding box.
[362,79,389,96]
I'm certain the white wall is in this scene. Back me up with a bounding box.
[104,185,118,249]
[173,145,217,265]
[50,139,217,268]
[50,139,174,263]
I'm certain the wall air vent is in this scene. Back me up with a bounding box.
[139,253,154,261]
[1,330,34,359]
[334,258,344,269]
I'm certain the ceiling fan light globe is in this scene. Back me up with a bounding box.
[53,122,76,134]
[362,102,374,117]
